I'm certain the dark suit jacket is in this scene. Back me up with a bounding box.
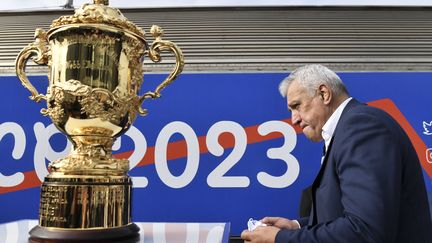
[299,186,312,218]
[276,99,432,243]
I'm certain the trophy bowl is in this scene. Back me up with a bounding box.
[15,0,184,241]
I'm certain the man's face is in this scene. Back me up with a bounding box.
[286,81,329,142]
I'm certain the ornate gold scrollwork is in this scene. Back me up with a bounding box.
[123,35,145,96]
[94,0,109,5]
[49,151,129,175]
[138,25,185,115]
[42,80,139,126]
[15,28,50,102]
[50,1,145,40]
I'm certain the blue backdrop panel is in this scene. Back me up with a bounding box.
[0,72,431,235]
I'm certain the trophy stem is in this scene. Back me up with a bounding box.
[49,134,129,175]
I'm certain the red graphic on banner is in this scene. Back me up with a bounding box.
[426,149,432,164]
[367,99,432,178]
[1,98,430,195]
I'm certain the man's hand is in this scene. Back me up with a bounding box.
[241,217,300,242]
[241,225,280,243]
[261,217,300,230]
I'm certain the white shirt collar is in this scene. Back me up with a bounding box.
[321,97,352,152]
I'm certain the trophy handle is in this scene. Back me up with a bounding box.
[138,25,184,115]
[15,28,49,102]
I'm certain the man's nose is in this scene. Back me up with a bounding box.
[291,111,301,125]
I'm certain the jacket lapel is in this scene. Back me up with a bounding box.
[311,98,362,188]
[308,98,363,225]
[309,138,334,225]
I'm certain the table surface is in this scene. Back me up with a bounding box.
[0,220,230,243]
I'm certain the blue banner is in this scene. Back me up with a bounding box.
[0,72,431,235]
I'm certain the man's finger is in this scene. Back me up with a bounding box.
[241,229,251,240]
[261,216,278,224]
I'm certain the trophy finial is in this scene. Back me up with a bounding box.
[94,0,108,5]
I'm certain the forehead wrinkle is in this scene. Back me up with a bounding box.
[287,83,307,104]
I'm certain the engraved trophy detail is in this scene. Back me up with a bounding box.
[15,0,184,241]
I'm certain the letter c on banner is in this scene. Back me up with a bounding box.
[0,122,26,187]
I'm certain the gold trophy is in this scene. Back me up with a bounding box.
[15,0,184,241]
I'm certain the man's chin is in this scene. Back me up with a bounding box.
[304,132,323,142]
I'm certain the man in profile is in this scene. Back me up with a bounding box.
[241,64,432,242]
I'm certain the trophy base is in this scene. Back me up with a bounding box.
[28,223,140,243]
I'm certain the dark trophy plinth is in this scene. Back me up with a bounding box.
[29,224,140,243]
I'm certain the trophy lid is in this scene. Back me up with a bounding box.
[48,0,145,40]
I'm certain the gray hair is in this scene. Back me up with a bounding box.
[279,64,349,98]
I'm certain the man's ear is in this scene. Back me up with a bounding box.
[318,84,332,105]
